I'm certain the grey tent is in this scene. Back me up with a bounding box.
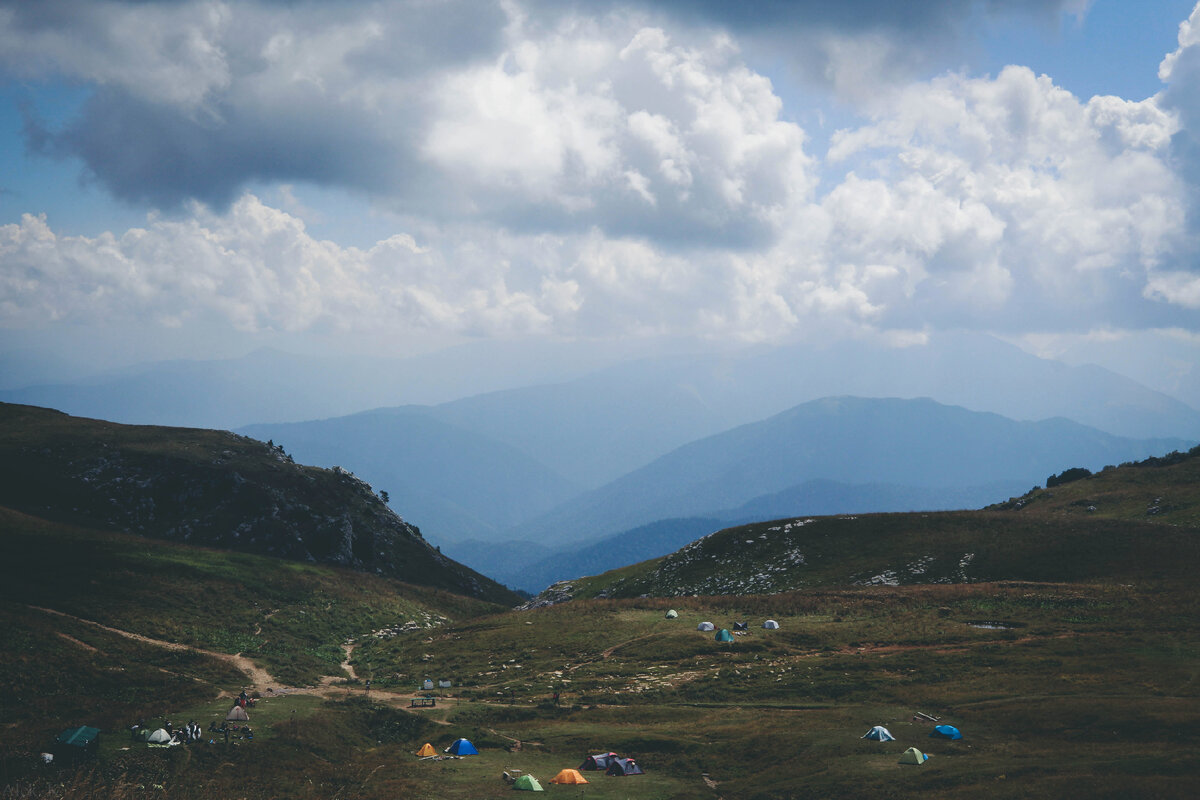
[147,728,172,744]
[697,621,715,631]
[226,705,250,722]
[762,619,780,629]
[862,726,896,741]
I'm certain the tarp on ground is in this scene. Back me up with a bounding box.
[579,751,619,770]
[226,705,250,722]
[606,757,645,776]
[53,726,100,758]
[930,725,962,740]
[899,747,928,765]
[862,726,896,741]
[697,621,715,631]
[416,743,437,757]
[550,768,589,784]
[762,619,780,629]
[715,628,735,642]
[445,738,478,755]
[512,774,544,791]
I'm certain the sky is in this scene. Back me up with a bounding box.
[1,0,1199,405]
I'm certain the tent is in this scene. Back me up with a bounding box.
[445,738,478,755]
[226,705,250,722]
[549,768,589,784]
[733,622,749,631]
[861,726,896,741]
[715,628,735,642]
[665,609,678,619]
[762,619,780,629]
[512,774,544,791]
[606,757,645,776]
[579,751,619,771]
[697,621,715,631]
[415,743,437,757]
[930,725,962,740]
[147,728,173,745]
[422,679,434,690]
[135,728,155,742]
[898,747,928,765]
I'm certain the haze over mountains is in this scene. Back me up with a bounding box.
[5,333,1197,593]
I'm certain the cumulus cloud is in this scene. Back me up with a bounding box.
[3,0,1200,353]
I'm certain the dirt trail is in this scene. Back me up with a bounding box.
[28,605,456,718]
[31,605,280,691]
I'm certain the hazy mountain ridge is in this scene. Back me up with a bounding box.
[506,396,1194,549]
[240,407,581,543]
[0,403,519,605]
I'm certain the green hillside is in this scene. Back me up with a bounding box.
[1,410,1197,798]
[0,402,518,605]
[540,445,1200,602]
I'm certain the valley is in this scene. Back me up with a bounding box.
[1,401,1198,798]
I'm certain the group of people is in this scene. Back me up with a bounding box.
[168,721,204,744]
[208,721,254,740]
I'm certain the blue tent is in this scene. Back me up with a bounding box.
[930,725,962,740]
[445,738,479,755]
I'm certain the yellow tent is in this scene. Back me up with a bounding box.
[549,768,589,784]
[416,743,437,757]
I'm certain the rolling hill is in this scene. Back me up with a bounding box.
[0,402,519,605]
[534,443,1200,602]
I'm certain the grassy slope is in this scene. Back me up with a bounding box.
[549,447,1200,600]
[0,402,519,605]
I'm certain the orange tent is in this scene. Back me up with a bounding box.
[415,743,437,757]
[549,768,589,784]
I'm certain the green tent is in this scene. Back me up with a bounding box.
[715,628,734,642]
[665,609,678,619]
[899,747,928,765]
[513,774,544,791]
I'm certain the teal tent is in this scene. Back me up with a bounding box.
[715,628,735,642]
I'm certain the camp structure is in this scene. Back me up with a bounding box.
[146,728,173,745]
[438,679,452,688]
[762,619,780,629]
[53,726,100,762]
[512,774,544,791]
[445,738,479,755]
[606,757,645,776]
[579,751,619,771]
[733,621,749,631]
[930,724,962,740]
[697,621,715,631]
[226,705,250,722]
[899,747,929,765]
[861,726,896,741]
[416,743,437,757]
[134,728,154,743]
[715,628,735,642]
[550,768,589,784]
[422,678,435,690]
[665,609,678,619]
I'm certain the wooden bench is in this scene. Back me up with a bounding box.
[410,697,437,708]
